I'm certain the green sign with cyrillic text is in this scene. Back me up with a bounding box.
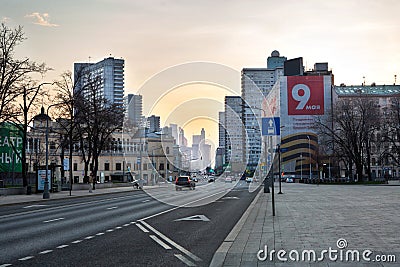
[0,123,23,173]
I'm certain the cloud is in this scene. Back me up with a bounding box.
[25,12,59,27]
[1,17,11,23]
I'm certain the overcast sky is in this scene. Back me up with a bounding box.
[2,0,400,147]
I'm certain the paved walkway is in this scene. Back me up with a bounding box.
[0,184,146,206]
[211,182,400,266]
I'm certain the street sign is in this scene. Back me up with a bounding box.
[262,117,280,136]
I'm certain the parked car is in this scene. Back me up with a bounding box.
[192,177,198,182]
[175,176,195,190]
[208,176,215,182]
[225,177,232,183]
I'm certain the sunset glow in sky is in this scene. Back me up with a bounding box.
[2,0,400,147]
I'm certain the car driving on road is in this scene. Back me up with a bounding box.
[175,176,195,190]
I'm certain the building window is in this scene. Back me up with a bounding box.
[73,163,78,171]
[105,163,110,171]
[166,147,170,154]
[116,163,122,171]
[159,163,164,170]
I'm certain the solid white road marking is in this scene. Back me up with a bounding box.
[19,256,34,261]
[56,245,69,249]
[123,223,130,227]
[115,226,122,229]
[221,196,239,200]
[136,223,149,233]
[149,235,172,250]
[85,236,94,240]
[140,221,201,262]
[23,204,48,209]
[39,250,53,254]
[96,232,105,236]
[174,215,210,222]
[43,217,64,223]
[106,206,118,210]
[175,254,196,266]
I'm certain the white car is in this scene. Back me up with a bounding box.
[225,177,232,183]
[246,177,253,183]
[286,178,294,183]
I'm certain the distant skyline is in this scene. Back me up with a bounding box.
[2,0,400,147]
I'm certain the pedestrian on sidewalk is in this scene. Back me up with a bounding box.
[92,172,96,190]
[89,173,93,193]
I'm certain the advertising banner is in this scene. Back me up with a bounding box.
[287,76,325,115]
[37,169,52,191]
[279,75,332,176]
[0,123,23,173]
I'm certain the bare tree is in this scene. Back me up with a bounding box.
[74,73,124,184]
[0,23,49,189]
[0,23,47,123]
[382,97,400,167]
[52,71,81,190]
[315,97,380,182]
[12,81,50,188]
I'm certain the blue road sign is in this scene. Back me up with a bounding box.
[262,117,280,136]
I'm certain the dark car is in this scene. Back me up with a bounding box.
[175,176,195,191]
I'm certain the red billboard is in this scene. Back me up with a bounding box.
[287,76,324,115]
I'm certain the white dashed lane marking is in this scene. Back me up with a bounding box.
[136,223,149,233]
[39,250,53,254]
[43,217,64,223]
[19,256,34,261]
[149,235,172,250]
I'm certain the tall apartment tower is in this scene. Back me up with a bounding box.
[242,50,286,174]
[147,115,160,133]
[224,96,243,172]
[74,57,125,107]
[218,111,226,148]
[124,94,143,127]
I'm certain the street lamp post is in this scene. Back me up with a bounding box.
[307,135,311,182]
[44,103,62,199]
[300,153,303,181]
[278,144,282,194]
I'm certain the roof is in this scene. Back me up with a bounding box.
[334,85,400,96]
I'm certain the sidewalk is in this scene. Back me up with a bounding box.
[0,184,143,206]
[211,182,400,266]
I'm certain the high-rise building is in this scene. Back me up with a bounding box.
[147,115,160,133]
[241,50,286,174]
[224,96,243,172]
[169,124,179,145]
[218,112,226,148]
[191,128,211,171]
[124,94,143,127]
[74,57,124,107]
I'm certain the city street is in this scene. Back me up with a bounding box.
[0,180,259,266]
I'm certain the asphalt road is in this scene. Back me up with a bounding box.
[0,180,259,266]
